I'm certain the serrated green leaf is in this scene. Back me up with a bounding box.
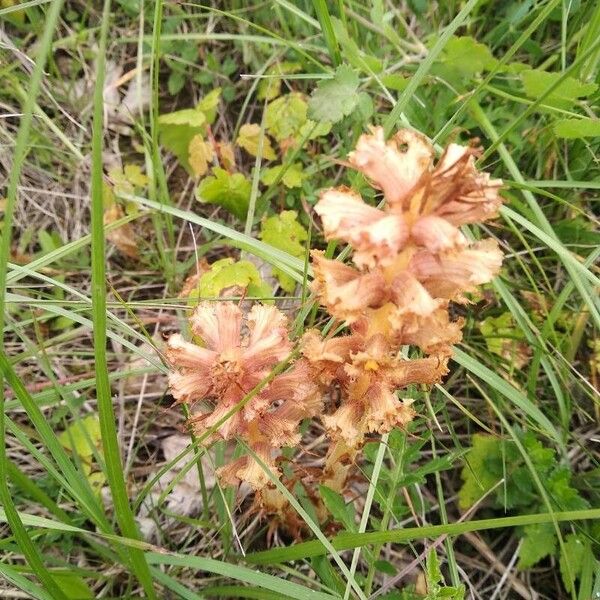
[436,35,498,78]
[192,258,272,301]
[518,522,556,569]
[521,69,598,110]
[236,123,277,160]
[265,93,308,142]
[259,210,308,292]
[458,434,501,509]
[319,485,356,531]
[260,163,304,189]
[553,117,600,138]
[196,167,251,220]
[299,119,332,140]
[167,70,185,96]
[308,64,360,124]
[546,467,589,511]
[559,534,586,593]
[426,548,443,587]
[196,88,221,125]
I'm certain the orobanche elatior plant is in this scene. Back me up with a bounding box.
[166,126,504,526]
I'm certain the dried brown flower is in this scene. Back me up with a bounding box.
[167,302,320,489]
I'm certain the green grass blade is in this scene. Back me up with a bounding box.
[312,0,341,66]
[245,508,600,564]
[452,348,562,446]
[146,552,338,600]
[383,0,481,136]
[0,2,70,597]
[89,1,158,597]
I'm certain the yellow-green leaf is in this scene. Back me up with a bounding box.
[265,93,308,142]
[236,124,277,160]
[196,88,221,125]
[188,135,214,177]
[260,163,304,189]
[259,210,308,292]
[58,415,102,459]
[191,258,272,302]
[553,117,600,139]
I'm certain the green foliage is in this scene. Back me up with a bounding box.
[423,549,465,599]
[460,431,589,570]
[265,93,309,142]
[553,117,600,138]
[258,62,302,101]
[458,434,501,509]
[559,534,588,593]
[236,123,277,160]
[50,573,93,600]
[196,167,251,220]
[433,35,497,82]
[158,90,221,173]
[192,258,272,301]
[520,69,598,110]
[158,108,206,171]
[518,522,556,569]
[259,210,308,292]
[58,415,102,459]
[308,64,360,124]
[260,163,305,189]
[319,485,356,531]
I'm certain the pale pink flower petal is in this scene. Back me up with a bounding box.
[315,187,408,268]
[301,330,363,385]
[166,333,217,371]
[311,251,387,323]
[217,443,278,490]
[410,239,503,301]
[391,271,443,317]
[363,384,415,436]
[389,306,464,355]
[243,304,292,371]
[168,371,212,405]
[322,402,364,448]
[411,215,467,253]
[422,144,503,225]
[348,126,432,206]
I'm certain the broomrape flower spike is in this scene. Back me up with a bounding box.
[167,302,320,490]
[304,125,504,452]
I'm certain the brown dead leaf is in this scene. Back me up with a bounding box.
[179,258,210,298]
[104,203,139,259]
[217,141,236,171]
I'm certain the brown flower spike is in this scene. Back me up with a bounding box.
[305,126,503,452]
